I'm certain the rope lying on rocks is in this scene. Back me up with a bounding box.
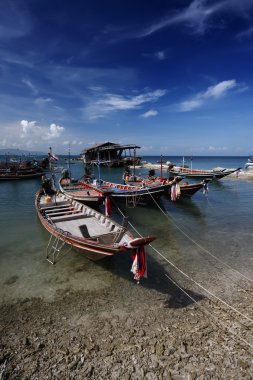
[149,242,253,325]
[112,199,253,349]
[115,200,253,322]
[164,272,253,350]
[147,189,253,285]
[128,220,253,350]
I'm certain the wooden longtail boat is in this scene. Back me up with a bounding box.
[0,168,44,180]
[0,159,45,180]
[89,179,170,203]
[35,190,155,262]
[123,174,205,199]
[59,176,104,205]
[168,166,241,180]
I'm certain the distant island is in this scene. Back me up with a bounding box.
[0,148,46,156]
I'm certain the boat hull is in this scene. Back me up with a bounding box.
[169,182,204,197]
[35,192,132,261]
[0,171,44,180]
[59,178,104,206]
[124,176,203,198]
[35,191,155,262]
[98,180,169,203]
[168,167,240,180]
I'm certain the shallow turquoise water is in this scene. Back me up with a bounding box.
[0,156,253,304]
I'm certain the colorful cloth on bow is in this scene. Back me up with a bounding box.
[131,246,147,282]
[171,183,181,201]
[104,195,111,216]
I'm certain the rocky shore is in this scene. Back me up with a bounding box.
[1,271,253,379]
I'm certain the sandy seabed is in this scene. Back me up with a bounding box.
[1,270,253,380]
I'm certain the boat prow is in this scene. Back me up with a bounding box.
[123,236,156,248]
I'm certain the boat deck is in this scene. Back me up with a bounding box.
[39,194,126,244]
[55,217,116,240]
[63,187,101,196]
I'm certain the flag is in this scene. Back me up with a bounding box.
[48,151,59,162]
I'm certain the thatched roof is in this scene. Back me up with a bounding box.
[81,142,140,154]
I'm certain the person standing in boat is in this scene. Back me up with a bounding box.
[41,175,55,195]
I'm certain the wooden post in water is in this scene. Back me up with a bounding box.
[133,147,136,179]
[159,155,164,180]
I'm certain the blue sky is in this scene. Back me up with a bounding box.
[1,0,253,155]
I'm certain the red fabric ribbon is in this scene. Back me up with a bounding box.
[131,246,147,282]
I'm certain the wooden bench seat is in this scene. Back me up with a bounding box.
[41,202,71,210]
[45,206,74,214]
[51,214,92,223]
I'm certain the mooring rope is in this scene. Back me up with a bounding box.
[164,273,253,350]
[149,242,253,325]
[113,200,253,324]
[146,189,253,285]
[123,210,253,348]
[111,197,253,349]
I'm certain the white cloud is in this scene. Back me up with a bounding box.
[203,80,237,98]
[20,120,39,137]
[155,51,166,60]
[0,2,32,40]
[44,123,64,140]
[22,79,38,95]
[0,138,7,147]
[208,145,227,152]
[178,99,203,112]
[84,89,167,119]
[20,120,64,141]
[63,140,83,146]
[177,80,239,112]
[140,109,158,118]
[140,0,223,37]
[139,0,253,37]
[236,25,253,40]
[34,97,53,107]
[140,145,154,153]
[98,90,166,110]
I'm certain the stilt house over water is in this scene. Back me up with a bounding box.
[81,142,141,167]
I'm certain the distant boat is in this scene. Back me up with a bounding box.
[0,162,44,180]
[168,166,240,180]
[35,190,155,262]
[245,158,253,169]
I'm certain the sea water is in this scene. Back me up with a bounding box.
[0,156,253,304]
